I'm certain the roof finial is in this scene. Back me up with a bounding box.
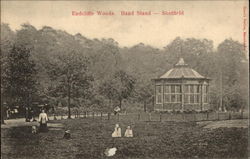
[175,58,187,67]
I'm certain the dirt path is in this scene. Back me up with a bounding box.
[1,113,111,129]
[197,119,249,129]
[1,118,64,131]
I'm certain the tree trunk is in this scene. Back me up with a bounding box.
[119,99,122,109]
[67,79,71,119]
[0,65,4,124]
[1,91,5,124]
[1,107,5,124]
[219,69,223,111]
[109,99,111,109]
[144,101,147,112]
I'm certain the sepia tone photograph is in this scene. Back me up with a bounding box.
[1,0,249,159]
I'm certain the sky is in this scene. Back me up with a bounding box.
[1,1,249,49]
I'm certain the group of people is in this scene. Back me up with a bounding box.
[6,108,18,119]
[36,108,135,138]
[112,124,133,138]
[25,107,37,122]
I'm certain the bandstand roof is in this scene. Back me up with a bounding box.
[158,58,207,80]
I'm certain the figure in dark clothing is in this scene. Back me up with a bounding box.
[25,107,30,122]
[63,130,71,139]
[113,106,120,115]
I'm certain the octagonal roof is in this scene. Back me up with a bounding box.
[159,58,206,79]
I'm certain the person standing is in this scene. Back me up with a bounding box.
[30,108,36,121]
[114,106,121,115]
[28,108,33,121]
[6,108,10,119]
[25,107,29,122]
[38,109,48,132]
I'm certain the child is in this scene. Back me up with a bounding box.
[31,125,37,134]
[112,124,121,137]
[124,126,133,137]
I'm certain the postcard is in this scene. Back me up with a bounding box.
[1,1,249,159]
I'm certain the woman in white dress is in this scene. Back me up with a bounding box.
[112,124,121,137]
[38,109,48,132]
[124,126,133,137]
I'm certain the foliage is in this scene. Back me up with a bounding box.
[1,23,15,96]
[133,79,154,112]
[3,44,37,108]
[45,51,93,118]
[99,70,136,109]
[216,39,248,111]
[1,23,248,116]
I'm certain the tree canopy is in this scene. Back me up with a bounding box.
[1,23,248,117]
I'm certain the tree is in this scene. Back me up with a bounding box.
[46,51,93,118]
[133,80,154,112]
[100,70,135,109]
[1,23,16,124]
[99,76,120,111]
[216,39,248,111]
[87,38,122,79]
[163,37,215,76]
[3,44,37,115]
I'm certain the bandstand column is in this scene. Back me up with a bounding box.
[181,83,184,111]
[200,83,203,111]
[153,80,156,110]
[162,80,164,110]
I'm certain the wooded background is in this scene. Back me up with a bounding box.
[1,23,248,117]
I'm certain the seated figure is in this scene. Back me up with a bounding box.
[32,125,37,134]
[63,130,71,139]
[124,126,133,137]
[112,124,121,137]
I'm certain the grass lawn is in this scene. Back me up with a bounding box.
[1,118,248,159]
